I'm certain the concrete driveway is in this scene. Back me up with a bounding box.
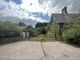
[0,41,80,60]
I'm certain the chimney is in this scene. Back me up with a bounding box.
[62,6,68,15]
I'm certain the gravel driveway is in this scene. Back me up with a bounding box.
[0,41,80,60]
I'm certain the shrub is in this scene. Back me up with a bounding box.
[37,34,54,42]
[0,21,20,31]
[63,14,80,45]
[37,35,46,42]
[0,21,22,44]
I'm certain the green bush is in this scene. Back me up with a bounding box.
[37,35,46,42]
[0,21,20,31]
[37,34,54,42]
[0,21,22,44]
[63,14,80,45]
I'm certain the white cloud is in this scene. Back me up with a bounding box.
[21,0,40,12]
[43,0,80,13]
[21,0,50,14]
[0,0,29,19]
[0,0,79,26]
[0,0,50,27]
[0,0,80,18]
[28,16,49,22]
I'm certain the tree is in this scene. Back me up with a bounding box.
[35,22,48,28]
[18,22,26,26]
[35,22,48,35]
[0,21,20,31]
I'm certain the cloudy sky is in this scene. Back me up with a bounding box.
[0,0,80,26]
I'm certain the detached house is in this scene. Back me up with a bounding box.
[50,7,78,40]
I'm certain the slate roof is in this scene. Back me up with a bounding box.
[51,14,77,23]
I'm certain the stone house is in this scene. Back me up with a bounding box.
[50,7,78,40]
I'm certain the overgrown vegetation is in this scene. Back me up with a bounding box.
[46,14,80,45]
[0,21,22,44]
[35,22,48,35]
[37,34,54,42]
[18,22,26,26]
[24,26,39,37]
[0,21,20,31]
[63,14,80,45]
[35,22,48,28]
[46,17,57,41]
[35,22,54,41]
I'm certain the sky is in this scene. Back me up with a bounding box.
[0,0,80,26]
